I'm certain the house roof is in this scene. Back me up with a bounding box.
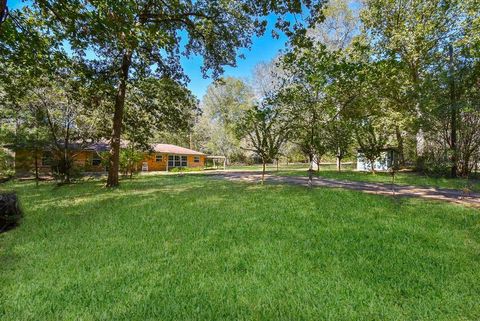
[83,141,111,152]
[152,144,205,155]
[8,139,204,155]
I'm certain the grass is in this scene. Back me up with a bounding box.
[1,174,480,320]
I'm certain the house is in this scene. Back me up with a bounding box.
[356,147,398,171]
[141,144,205,172]
[13,142,206,175]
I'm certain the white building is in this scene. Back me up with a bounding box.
[356,148,397,171]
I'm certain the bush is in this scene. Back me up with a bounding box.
[0,148,14,179]
[169,167,202,173]
[0,192,22,233]
[423,152,451,177]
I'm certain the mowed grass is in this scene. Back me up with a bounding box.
[1,175,480,320]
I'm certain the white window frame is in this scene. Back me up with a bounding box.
[168,155,188,167]
[193,156,200,163]
[155,154,163,162]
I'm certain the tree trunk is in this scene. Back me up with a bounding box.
[449,44,458,178]
[261,160,266,185]
[34,150,39,187]
[395,125,405,167]
[308,154,313,187]
[0,0,7,24]
[336,146,342,171]
[64,124,71,184]
[461,154,470,177]
[415,128,425,172]
[106,50,132,187]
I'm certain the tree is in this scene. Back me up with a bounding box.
[326,118,353,171]
[279,36,361,182]
[236,104,290,183]
[123,77,198,150]
[355,117,390,174]
[426,39,480,177]
[33,0,323,187]
[0,147,13,179]
[361,0,465,171]
[308,0,360,51]
[119,144,144,178]
[194,77,253,162]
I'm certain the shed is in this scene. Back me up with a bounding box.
[356,147,398,171]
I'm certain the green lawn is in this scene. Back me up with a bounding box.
[1,175,480,320]
[273,168,480,193]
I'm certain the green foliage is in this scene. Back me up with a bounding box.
[355,116,390,173]
[119,147,144,178]
[236,104,290,164]
[0,148,14,178]
[123,77,198,149]
[169,167,202,173]
[279,41,360,169]
[194,77,254,161]
[359,0,479,174]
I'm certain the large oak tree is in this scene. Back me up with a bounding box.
[32,0,323,186]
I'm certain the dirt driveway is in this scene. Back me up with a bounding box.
[210,171,480,208]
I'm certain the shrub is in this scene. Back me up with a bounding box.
[0,148,14,179]
[169,167,202,173]
[0,192,22,233]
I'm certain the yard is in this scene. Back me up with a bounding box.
[1,174,480,320]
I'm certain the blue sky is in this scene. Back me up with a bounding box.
[182,15,289,100]
[9,0,291,100]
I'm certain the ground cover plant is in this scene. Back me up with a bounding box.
[1,174,479,320]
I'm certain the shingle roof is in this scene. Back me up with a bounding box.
[151,144,205,155]
[84,141,111,152]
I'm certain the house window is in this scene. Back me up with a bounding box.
[91,153,102,166]
[41,152,52,166]
[168,155,188,167]
[194,156,200,163]
[155,154,163,162]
